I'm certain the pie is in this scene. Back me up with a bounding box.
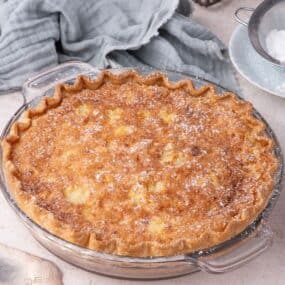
[2,70,279,257]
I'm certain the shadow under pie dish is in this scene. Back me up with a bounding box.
[0,68,280,261]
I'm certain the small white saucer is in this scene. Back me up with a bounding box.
[229,25,285,98]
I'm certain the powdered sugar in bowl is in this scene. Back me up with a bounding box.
[235,0,285,68]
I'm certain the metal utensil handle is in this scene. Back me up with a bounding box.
[234,7,254,26]
[186,222,274,273]
[22,61,98,103]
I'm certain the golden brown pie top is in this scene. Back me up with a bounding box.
[2,70,278,257]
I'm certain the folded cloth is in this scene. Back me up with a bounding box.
[0,0,238,93]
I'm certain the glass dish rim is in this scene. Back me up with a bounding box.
[0,65,283,264]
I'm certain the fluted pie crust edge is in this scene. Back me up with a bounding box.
[1,70,279,257]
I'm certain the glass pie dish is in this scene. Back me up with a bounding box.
[0,61,283,280]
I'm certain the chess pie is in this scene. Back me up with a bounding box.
[2,70,278,257]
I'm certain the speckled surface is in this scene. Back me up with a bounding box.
[0,1,285,284]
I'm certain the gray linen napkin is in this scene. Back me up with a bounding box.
[0,0,238,93]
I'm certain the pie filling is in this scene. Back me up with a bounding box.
[2,71,278,257]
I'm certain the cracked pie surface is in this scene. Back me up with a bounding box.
[2,70,278,257]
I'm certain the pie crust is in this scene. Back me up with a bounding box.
[2,70,279,257]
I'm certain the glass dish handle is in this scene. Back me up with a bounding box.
[186,222,274,273]
[22,61,99,103]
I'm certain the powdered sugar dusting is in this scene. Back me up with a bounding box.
[10,75,275,253]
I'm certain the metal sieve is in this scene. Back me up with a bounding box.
[235,0,285,67]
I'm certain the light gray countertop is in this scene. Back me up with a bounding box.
[0,1,284,284]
